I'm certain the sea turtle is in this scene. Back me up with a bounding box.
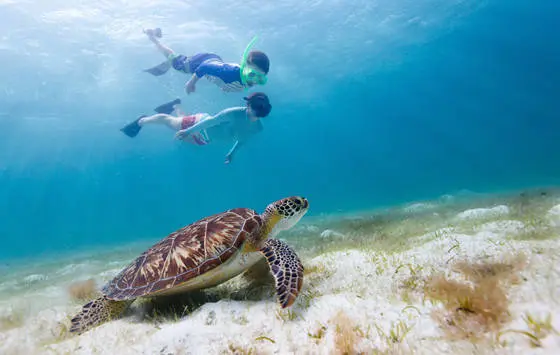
[69,196,309,334]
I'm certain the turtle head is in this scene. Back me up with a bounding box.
[263,196,309,238]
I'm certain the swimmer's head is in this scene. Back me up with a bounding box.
[243,51,269,86]
[244,92,272,120]
[247,51,269,74]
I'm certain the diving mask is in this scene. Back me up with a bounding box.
[239,36,268,87]
[242,66,267,85]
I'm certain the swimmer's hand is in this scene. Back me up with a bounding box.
[185,79,196,94]
[175,129,188,140]
[224,154,232,165]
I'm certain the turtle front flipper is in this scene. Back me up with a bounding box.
[69,296,131,335]
[260,238,304,308]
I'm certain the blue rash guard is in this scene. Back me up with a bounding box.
[170,53,245,92]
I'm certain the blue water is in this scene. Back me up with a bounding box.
[0,0,558,260]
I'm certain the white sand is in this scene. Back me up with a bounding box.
[455,205,510,221]
[547,205,560,227]
[1,198,560,355]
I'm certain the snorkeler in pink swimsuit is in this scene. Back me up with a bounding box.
[120,93,272,164]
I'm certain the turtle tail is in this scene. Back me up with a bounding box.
[69,296,131,335]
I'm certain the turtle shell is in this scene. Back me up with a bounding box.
[102,208,263,300]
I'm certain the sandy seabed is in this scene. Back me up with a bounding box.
[1,189,560,354]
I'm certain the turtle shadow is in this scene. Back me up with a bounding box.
[132,291,217,324]
[129,259,278,325]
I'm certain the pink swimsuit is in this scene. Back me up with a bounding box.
[181,115,209,145]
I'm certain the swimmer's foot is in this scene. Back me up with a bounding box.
[120,115,146,138]
[143,28,162,38]
[154,99,181,114]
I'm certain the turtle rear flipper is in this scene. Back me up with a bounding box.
[69,296,131,334]
[260,238,304,308]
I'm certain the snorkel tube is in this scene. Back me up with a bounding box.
[239,36,266,88]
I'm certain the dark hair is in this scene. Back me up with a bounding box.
[244,92,272,118]
[247,50,270,74]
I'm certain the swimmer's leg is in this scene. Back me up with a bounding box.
[120,114,182,138]
[144,28,173,58]
[140,114,183,130]
[143,28,175,75]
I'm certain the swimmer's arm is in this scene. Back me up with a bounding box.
[225,140,243,164]
[186,61,224,94]
[225,121,262,164]
[177,115,216,137]
[186,62,209,93]
[178,108,242,136]
[185,74,199,94]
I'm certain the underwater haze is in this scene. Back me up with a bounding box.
[0,0,559,260]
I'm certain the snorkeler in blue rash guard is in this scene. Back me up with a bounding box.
[143,28,269,94]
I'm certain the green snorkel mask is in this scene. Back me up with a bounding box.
[239,36,268,87]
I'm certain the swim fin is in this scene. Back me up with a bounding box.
[145,28,162,38]
[143,61,171,76]
[154,99,181,114]
[120,115,146,138]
